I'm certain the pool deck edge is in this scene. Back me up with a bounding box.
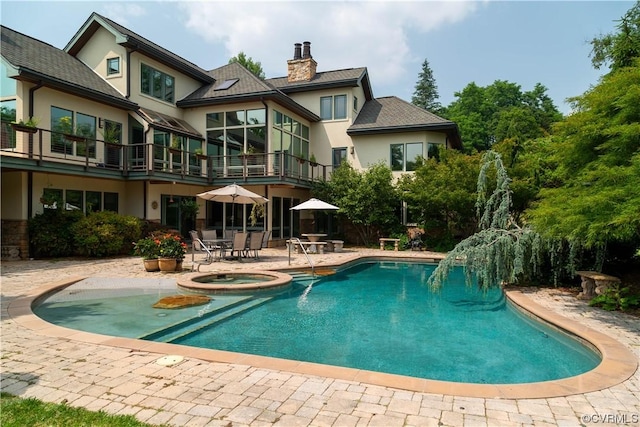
[8,256,638,400]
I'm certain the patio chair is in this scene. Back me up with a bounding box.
[248,231,265,259]
[261,230,272,249]
[224,229,235,240]
[201,229,217,240]
[189,230,215,271]
[229,232,249,259]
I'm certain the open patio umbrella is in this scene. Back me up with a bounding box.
[197,183,268,231]
[289,198,339,264]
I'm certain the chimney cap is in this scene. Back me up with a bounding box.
[302,41,312,59]
[293,43,302,60]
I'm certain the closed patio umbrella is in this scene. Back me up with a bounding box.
[197,183,268,231]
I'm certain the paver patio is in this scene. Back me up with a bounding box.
[1,247,639,426]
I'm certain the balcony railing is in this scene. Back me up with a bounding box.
[0,123,329,184]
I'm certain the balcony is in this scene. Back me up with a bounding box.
[0,125,329,187]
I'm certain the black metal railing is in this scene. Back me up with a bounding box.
[0,123,329,184]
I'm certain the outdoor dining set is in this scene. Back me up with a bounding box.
[190,229,270,266]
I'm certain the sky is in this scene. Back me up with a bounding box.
[1,1,634,114]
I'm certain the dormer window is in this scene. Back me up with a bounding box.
[106,57,120,76]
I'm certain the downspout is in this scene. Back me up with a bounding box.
[143,125,152,220]
[27,82,44,259]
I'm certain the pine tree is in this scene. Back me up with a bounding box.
[411,59,442,113]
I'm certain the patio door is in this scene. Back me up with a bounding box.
[161,195,195,238]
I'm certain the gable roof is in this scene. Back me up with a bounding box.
[65,13,213,84]
[266,67,373,100]
[348,96,461,149]
[178,63,320,122]
[1,25,137,110]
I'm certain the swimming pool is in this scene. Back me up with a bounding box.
[33,260,600,385]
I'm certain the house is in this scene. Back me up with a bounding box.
[0,13,460,259]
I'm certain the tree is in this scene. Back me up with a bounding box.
[526,59,640,255]
[428,151,542,291]
[444,81,562,153]
[312,162,399,246]
[398,148,481,250]
[411,59,442,113]
[229,52,265,79]
[590,2,640,71]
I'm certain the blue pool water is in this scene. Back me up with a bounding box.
[33,262,600,384]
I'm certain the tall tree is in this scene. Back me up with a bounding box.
[444,81,562,153]
[590,2,640,71]
[411,59,442,113]
[229,52,265,79]
[527,59,640,255]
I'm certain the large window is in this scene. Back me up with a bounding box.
[320,94,347,120]
[1,99,17,149]
[272,110,309,174]
[391,142,423,172]
[41,188,117,213]
[141,63,175,103]
[51,106,74,155]
[75,113,96,158]
[206,109,266,157]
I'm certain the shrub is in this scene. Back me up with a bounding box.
[71,211,142,257]
[589,285,640,312]
[29,209,84,258]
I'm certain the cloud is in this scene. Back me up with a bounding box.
[180,1,478,83]
[101,3,147,26]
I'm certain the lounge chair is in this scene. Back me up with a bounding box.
[189,230,215,271]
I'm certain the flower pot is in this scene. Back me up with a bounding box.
[158,258,177,272]
[143,259,160,272]
[12,124,38,134]
[176,259,183,272]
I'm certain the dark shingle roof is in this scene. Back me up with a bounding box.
[178,63,320,122]
[65,13,213,84]
[1,25,137,110]
[348,96,461,148]
[266,67,373,100]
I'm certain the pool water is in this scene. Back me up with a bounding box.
[33,262,600,384]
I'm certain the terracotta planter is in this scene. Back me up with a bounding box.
[143,258,160,272]
[176,259,183,272]
[158,258,177,272]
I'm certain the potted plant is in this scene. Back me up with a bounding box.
[100,124,121,145]
[56,116,86,142]
[168,136,182,154]
[194,147,207,160]
[11,117,39,134]
[156,232,187,272]
[297,153,306,165]
[133,236,161,271]
[309,153,318,166]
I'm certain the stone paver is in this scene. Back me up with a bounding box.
[1,247,639,426]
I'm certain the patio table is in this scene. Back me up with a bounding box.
[203,238,232,261]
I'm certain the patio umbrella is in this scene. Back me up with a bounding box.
[289,198,339,264]
[197,183,268,231]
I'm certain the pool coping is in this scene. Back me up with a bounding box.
[8,255,637,399]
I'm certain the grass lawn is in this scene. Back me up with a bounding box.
[0,393,164,427]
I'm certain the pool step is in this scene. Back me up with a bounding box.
[140,296,273,343]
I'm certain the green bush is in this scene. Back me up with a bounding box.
[589,285,640,312]
[71,211,142,257]
[28,209,84,258]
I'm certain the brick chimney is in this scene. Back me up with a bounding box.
[287,41,317,83]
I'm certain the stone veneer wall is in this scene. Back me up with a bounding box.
[287,58,317,83]
[1,220,29,260]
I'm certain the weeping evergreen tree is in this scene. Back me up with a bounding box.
[428,151,542,290]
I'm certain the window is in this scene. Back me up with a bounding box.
[106,57,120,75]
[320,94,347,120]
[206,108,267,157]
[141,63,175,103]
[427,142,440,160]
[75,113,96,158]
[271,110,310,173]
[1,99,16,149]
[390,144,404,171]
[51,106,73,154]
[391,142,423,172]
[332,147,347,169]
[86,191,102,212]
[353,96,358,112]
[104,192,119,212]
